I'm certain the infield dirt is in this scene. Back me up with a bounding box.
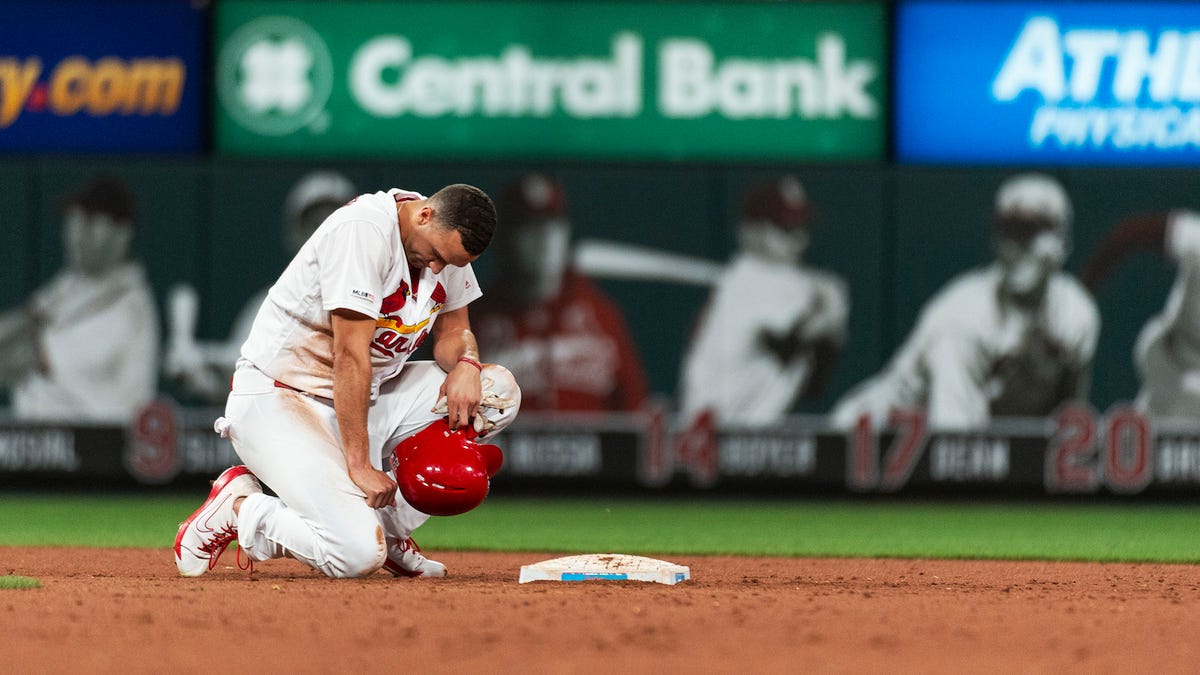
[4,547,1198,673]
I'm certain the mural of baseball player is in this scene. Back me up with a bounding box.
[1082,209,1200,420]
[831,173,1099,432]
[472,173,650,412]
[0,175,159,423]
[175,182,521,580]
[163,170,358,402]
[679,175,849,428]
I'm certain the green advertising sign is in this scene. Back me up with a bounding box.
[214,1,886,160]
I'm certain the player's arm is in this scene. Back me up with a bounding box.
[431,305,483,430]
[331,308,396,509]
[0,305,41,385]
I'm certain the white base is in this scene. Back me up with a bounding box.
[518,554,690,585]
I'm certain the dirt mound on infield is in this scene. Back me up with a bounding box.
[3,548,1197,673]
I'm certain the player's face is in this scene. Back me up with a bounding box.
[63,207,133,276]
[738,220,809,264]
[996,229,1065,299]
[407,220,475,274]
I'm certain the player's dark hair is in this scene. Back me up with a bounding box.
[62,174,138,226]
[429,184,496,256]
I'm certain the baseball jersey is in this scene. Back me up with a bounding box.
[1134,211,1200,417]
[832,264,1099,431]
[240,189,481,400]
[473,271,647,411]
[679,252,849,427]
[14,262,160,423]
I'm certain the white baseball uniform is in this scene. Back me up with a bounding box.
[164,173,358,402]
[831,264,1098,431]
[12,262,159,423]
[1134,211,1200,419]
[679,252,848,427]
[221,188,517,578]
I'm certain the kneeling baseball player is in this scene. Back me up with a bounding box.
[175,183,520,579]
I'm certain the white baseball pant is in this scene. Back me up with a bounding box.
[221,360,520,578]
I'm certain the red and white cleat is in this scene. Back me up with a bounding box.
[174,465,262,577]
[382,537,447,578]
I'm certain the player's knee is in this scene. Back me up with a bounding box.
[483,364,521,403]
[327,527,387,579]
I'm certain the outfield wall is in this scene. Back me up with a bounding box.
[0,159,1190,412]
[4,405,1198,497]
[0,159,1197,496]
[3,1,1199,495]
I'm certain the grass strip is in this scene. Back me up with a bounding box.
[0,493,1197,563]
[0,575,41,589]
[424,498,1200,563]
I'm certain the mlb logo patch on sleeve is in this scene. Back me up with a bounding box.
[351,289,375,301]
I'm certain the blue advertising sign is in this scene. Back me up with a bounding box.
[0,1,204,153]
[897,1,1200,165]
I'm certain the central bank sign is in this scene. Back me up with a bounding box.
[214,1,884,160]
[897,1,1200,165]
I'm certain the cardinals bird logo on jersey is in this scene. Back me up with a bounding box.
[380,281,410,315]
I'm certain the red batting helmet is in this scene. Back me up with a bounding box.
[390,420,504,517]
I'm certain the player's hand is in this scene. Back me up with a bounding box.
[348,465,397,509]
[436,361,483,430]
[433,377,518,434]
